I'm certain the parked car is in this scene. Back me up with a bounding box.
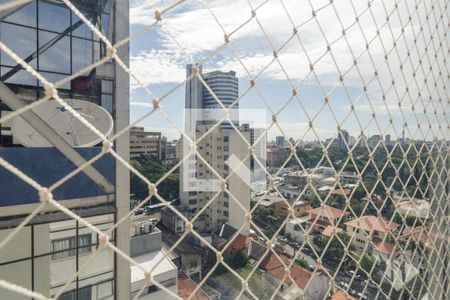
[357,292,368,299]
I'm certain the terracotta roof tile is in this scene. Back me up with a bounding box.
[178,273,210,300]
[308,205,349,220]
[345,215,399,233]
[328,290,357,300]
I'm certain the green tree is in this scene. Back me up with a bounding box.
[358,253,386,275]
[295,257,310,269]
[130,155,179,203]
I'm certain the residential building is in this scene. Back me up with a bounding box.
[278,184,301,199]
[337,129,350,150]
[276,136,286,146]
[385,134,391,146]
[266,145,290,169]
[180,64,250,234]
[328,290,357,300]
[259,254,329,300]
[345,216,400,260]
[160,206,187,234]
[130,221,178,299]
[368,134,382,148]
[242,124,267,192]
[177,273,210,300]
[159,225,203,280]
[0,0,130,299]
[274,199,311,218]
[130,127,166,160]
[164,139,178,165]
[284,216,310,243]
[307,205,349,233]
[393,196,430,219]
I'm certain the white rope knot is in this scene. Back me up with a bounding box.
[244,212,251,223]
[99,233,109,248]
[154,10,162,21]
[241,279,248,290]
[39,188,52,203]
[43,82,55,99]
[144,271,153,283]
[216,252,223,263]
[220,180,227,191]
[102,140,112,153]
[148,183,157,197]
[185,221,193,233]
[106,46,116,58]
[152,98,160,109]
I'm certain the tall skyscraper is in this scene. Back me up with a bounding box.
[337,129,350,150]
[0,1,130,298]
[181,64,250,234]
[275,136,285,146]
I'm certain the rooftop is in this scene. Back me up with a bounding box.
[322,225,343,237]
[178,273,210,300]
[345,215,399,233]
[328,290,357,300]
[308,205,349,220]
[130,250,177,283]
[260,254,315,290]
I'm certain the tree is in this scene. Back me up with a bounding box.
[295,257,310,269]
[130,155,179,203]
[359,253,386,275]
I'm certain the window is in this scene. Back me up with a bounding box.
[59,286,91,300]
[51,234,92,259]
[97,280,113,300]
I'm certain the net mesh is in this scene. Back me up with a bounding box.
[0,0,448,299]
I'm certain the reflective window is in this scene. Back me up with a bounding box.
[101,80,113,94]
[38,31,70,73]
[2,67,37,86]
[40,71,71,90]
[0,23,37,67]
[38,0,70,32]
[102,13,110,36]
[102,94,113,113]
[72,37,93,71]
[72,10,95,39]
[1,0,36,27]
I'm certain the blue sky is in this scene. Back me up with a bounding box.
[128,0,448,142]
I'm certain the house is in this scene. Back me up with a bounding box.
[345,216,400,260]
[178,273,210,300]
[159,224,203,280]
[259,254,329,300]
[213,223,252,255]
[285,216,310,243]
[275,199,312,217]
[278,184,302,199]
[321,225,343,237]
[328,290,357,300]
[393,196,430,219]
[308,205,349,233]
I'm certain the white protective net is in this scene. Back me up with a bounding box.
[0,0,448,300]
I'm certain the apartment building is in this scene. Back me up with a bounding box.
[130,127,166,160]
[180,64,250,234]
[345,216,400,260]
[0,0,130,298]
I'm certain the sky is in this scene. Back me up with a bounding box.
[128,0,448,142]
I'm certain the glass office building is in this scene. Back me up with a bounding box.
[0,1,129,299]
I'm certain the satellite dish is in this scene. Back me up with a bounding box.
[12,99,113,147]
